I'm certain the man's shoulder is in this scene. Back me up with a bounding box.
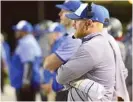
[62,34,82,46]
[20,36,38,47]
[81,35,107,55]
[83,35,105,47]
[18,39,36,53]
[68,35,82,43]
[18,40,32,50]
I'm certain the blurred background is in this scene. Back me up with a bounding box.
[1,1,132,52]
[1,0,132,101]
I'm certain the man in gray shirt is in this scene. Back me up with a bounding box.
[56,3,116,101]
[56,3,129,101]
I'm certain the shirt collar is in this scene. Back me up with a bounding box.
[18,34,32,44]
[102,28,108,35]
[82,32,102,43]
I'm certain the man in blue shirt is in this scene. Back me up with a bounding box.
[43,1,82,101]
[10,20,42,101]
[41,22,67,101]
[33,21,52,101]
[33,21,66,101]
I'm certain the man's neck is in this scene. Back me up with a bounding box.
[66,26,75,35]
[86,29,102,36]
[20,33,29,39]
[80,28,103,39]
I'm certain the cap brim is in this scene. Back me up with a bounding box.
[56,5,69,11]
[66,13,81,20]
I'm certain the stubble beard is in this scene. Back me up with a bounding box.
[74,28,87,38]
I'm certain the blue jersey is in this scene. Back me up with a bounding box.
[52,34,82,92]
[51,35,67,92]
[51,35,66,53]
[42,35,66,84]
[54,34,81,63]
[9,34,42,89]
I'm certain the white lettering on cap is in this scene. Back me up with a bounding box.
[75,3,88,16]
[16,20,27,29]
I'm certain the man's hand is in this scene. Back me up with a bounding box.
[41,84,52,94]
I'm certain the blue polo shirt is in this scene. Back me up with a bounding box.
[55,34,81,63]
[52,33,82,92]
[9,34,42,89]
[42,35,67,84]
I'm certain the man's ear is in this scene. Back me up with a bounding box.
[86,19,93,27]
[84,19,93,30]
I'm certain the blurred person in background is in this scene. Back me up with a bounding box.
[1,33,11,70]
[34,21,67,101]
[1,33,6,93]
[43,1,82,101]
[0,33,11,94]
[10,20,42,101]
[107,17,126,62]
[107,18,130,100]
[100,6,129,101]
[34,20,53,59]
[33,20,54,101]
[123,21,132,101]
[41,22,66,101]
[47,22,66,53]
[33,20,53,41]
[48,22,66,99]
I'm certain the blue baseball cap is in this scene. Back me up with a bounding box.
[56,0,82,12]
[34,24,49,37]
[34,20,54,36]
[99,5,110,26]
[34,24,43,36]
[12,20,33,33]
[48,22,66,34]
[66,3,106,24]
